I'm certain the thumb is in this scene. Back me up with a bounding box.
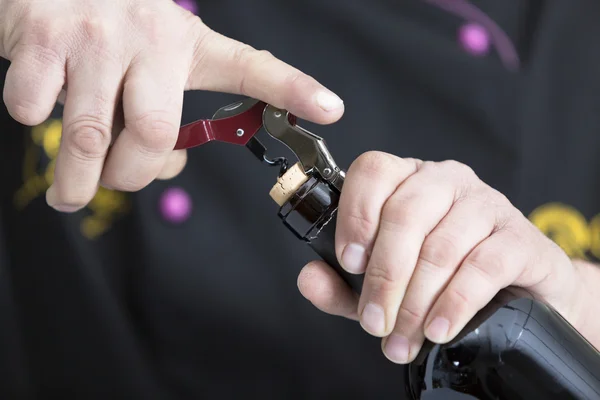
[185,27,344,124]
[298,261,359,320]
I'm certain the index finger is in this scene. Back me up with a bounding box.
[185,27,344,124]
[335,153,421,274]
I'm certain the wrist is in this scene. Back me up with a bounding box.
[528,249,583,323]
[569,259,600,349]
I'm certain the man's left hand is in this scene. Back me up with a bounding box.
[297,151,582,364]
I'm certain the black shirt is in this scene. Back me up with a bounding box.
[1,0,600,398]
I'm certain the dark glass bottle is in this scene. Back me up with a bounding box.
[274,170,600,400]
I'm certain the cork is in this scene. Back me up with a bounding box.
[269,162,309,206]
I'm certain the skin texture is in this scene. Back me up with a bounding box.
[297,151,600,364]
[0,0,344,212]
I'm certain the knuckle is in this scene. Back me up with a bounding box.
[472,186,515,230]
[419,234,460,271]
[397,303,425,326]
[446,287,471,313]
[232,46,270,95]
[344,211,377,244]
[230,44,255,65]
[380,195,417,232]
[493,215,512,235]
[421,160,479,201]
[423,160,477,182]
[79,17,114,50]
[367,261,402,292]
[447,161,479,188]
[134,5,163,34]
[131,112,178,154]
[350,152,421,184]
[454,182,474,203]
[26,43,65,67]
[251,48,275,64]
[133,5,184,49]
[64,122,111,161]
[463,248,505,283]
[486,186,511,207]
[441,159,476,176]
[351,151,398,178]
[234,46,274,69]
[19,13,68,57]
[110,179,146,193]
[418,160,438,172]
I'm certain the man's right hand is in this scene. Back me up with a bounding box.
[0,0,345,212]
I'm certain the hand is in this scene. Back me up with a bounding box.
[1,0,344,212]
[297,151,581,363]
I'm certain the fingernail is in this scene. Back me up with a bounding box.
[316,91,344,111]
[361,303,385,335]
[341,243,368,273]
[426,317,450,342]
[384,334,410,363]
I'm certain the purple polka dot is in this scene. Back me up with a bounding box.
[458,23,490,56]
[175,0,198,14]
[160,187,192,223]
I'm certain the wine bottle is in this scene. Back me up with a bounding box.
[269,163,600,400]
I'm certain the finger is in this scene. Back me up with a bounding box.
[335,152,422,275]
[297,261,359,321]
[46,59,121,212]
[156,149,188,180]
[382,192,500,363]
[424,226,527,344]
[3,46,65,125]
[186,28,344,125]
[359,162,462,338]
[61,84,125,138]
[101,56,184,191]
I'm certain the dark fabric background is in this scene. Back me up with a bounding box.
[1,0,599,398]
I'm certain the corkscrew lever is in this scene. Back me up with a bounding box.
[173,97,343,186]
[260,104,344,191]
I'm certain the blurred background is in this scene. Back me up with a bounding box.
[1,0,600,398]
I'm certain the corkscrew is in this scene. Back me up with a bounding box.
[175,97,600,400]
[174,96,363,291]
